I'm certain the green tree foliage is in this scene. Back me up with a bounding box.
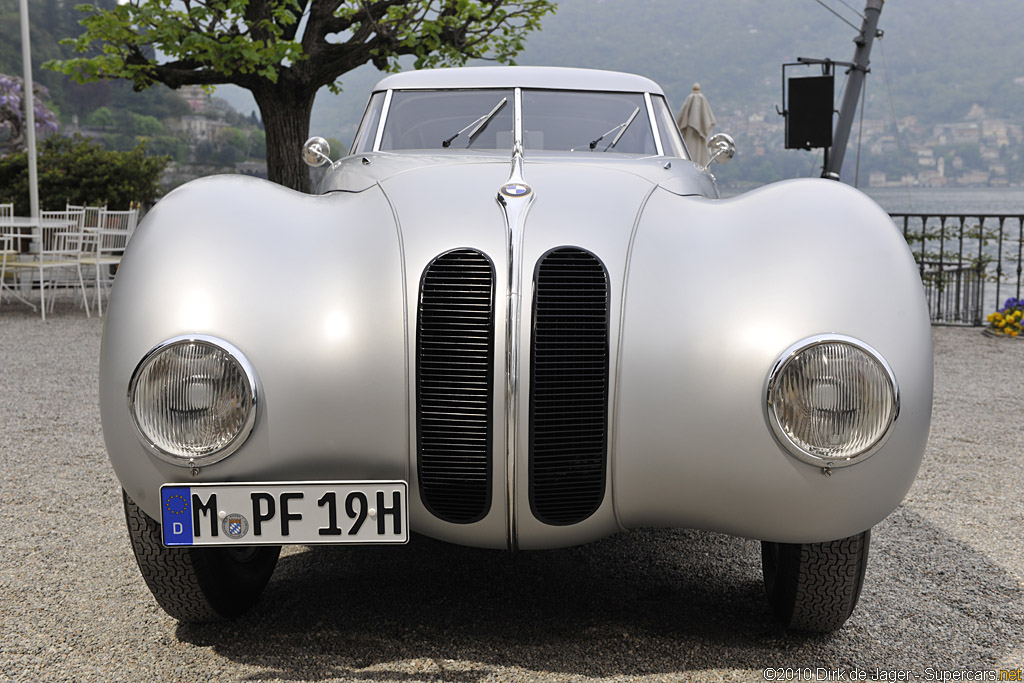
[0,134,169,212]
[248,129,266,158]
[131,112,164,137]
[84,105,114,129]
[214,143,240,166]
[77,104,190,157]
[144,134,189,162]
[46,0,555,192]
[324,136,346,161]
[221,126,248,155]
[193,139,216,165]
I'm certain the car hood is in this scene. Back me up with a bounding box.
[319,150,717,199]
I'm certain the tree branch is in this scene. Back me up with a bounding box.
[147,63,249,88]
[281,0,314,42]
[307,0,409,44]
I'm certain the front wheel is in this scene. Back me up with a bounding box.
[122,489,280,622]
[761,529,870,632]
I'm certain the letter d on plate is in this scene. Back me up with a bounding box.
[161,486,194,545]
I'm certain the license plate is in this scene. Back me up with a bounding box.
[160,481,408,547]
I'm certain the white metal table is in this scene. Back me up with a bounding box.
[1,215,69,312]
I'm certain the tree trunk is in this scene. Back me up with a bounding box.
[252,82,316,193]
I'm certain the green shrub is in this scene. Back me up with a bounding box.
[0,134,169,212]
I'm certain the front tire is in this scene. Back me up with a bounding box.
[122,489,280,622]
[761,530,870,632]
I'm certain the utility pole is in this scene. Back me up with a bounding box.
[19,0,39,217]
[822,0,884,180]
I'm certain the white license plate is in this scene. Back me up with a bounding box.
[160,481,408,547]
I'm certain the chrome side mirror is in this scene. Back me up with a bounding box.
[705,133,736,168]
[302,136,331,167]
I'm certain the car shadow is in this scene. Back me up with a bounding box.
[175,506,1023,680]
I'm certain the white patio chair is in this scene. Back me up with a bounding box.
[79,207,138,316]
[2,208,89,320]
[0,208,18,310]
[67,203,105,230]
[0,202,37,312]
[0,204,13,299]
[48,208,94,315]
[66,203,106,312]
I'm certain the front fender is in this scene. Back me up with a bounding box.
[100,176,409,521]
[614,179,933,543]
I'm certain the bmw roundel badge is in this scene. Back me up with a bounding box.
[499,182,532,199]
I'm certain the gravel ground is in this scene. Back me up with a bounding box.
[1,299,1022,682]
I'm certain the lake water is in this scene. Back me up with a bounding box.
[863,186,1024,215]
[724,185,1024,214]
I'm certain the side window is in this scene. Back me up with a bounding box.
[652,95,689,159]
[350,92,386,155]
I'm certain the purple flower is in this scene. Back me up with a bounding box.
[0,73,58,152]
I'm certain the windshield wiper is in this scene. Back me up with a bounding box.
[442,97,508,148]
[588,106,641,151]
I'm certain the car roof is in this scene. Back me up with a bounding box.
[372,66,665,95]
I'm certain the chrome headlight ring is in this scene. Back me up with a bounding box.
[127,335,259,467]
[765,334,899,469]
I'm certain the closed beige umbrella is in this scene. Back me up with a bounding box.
[676,83,717,166]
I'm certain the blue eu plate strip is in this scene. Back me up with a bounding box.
[161,486,194,545]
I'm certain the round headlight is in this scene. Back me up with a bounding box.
[766,335,898,467]
[128,336,257,466]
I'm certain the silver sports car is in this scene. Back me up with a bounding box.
[100,66,933,631]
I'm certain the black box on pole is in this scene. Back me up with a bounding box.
[786,75,834,149]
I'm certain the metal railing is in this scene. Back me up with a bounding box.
[891,213,1024,326]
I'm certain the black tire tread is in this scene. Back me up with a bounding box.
[762,529,870,632]
[122,489,279,622]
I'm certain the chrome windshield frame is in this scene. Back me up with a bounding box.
[372,89,393,152]
[514,87,523,149]
[370,86,670,156]
[643,92,664,157]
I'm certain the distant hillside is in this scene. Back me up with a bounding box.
[8,0,1023,138]
[514,0,1024,124]
[5,0,1023,185]
[296,0,1024,150]
[0,0,192,122]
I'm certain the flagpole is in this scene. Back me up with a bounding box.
[19,0,39,218]
[821,0,883,181]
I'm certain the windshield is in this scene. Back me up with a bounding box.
[521,90,656,154]
[366,87,664,155]
[379,89,515,151]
